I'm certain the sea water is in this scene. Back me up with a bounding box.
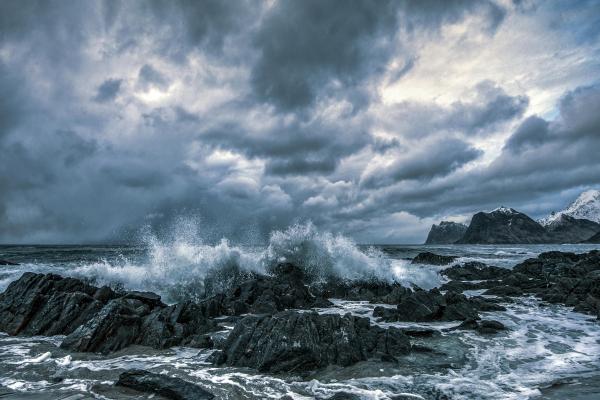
[1,223,600,399]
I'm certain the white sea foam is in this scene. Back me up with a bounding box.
[65,222,399,302]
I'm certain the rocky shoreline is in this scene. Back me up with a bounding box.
[0,250,599,399]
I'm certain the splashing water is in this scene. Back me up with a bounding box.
[65,222,396,302]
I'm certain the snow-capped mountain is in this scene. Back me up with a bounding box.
[540,189,600,226]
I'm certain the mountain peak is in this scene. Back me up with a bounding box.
[491,206,518,215]
[540,189,600,226]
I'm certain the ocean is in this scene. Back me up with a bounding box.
[1,226,600,399]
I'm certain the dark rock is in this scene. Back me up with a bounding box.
[374,289,480,322]
[0,259,19,266]
[325,392,361,400]
[199,263,333,317]
[61,299,218,354]
[411,252,458,266]
[116,369,214,400]
[0,272,117,336]
[453,319,506,334]
[425,221,468,244]
[441,262,510,281]
[483,285,523,297]
[457,207,554,244]
[314,280,411,304]
[210,310,411,372]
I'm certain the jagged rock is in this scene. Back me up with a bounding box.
[61,298,218,354]
[313,280,411,304]
[483,285,524,297]
[457,207,554,244]
[441,262,510,281]
[411,252,458,266]
[198,263,333,317]
[325,393,362,400]
[424,221,468,244]
[0,272,118,336]
[209,310,411,372]
[0,272,220,354]
[116,369,214,400]
[373,289,480,322]
[444,251,600,318]
[0,259,19,265]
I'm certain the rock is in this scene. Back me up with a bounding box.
[116,369,214,400]
[373,289,480,322]
[0,259,19,265]
[313,280,411,304]
[199,263,333,317]
[424,221,468,244]
[209,310,411,372]
[411,252,458,266]
[457,207,554,244]
[0,272,117,336]
[61,299,218,354]
[453,319,506,334]
[483,285,523,297]
[441,262,510,281]
[325,393,362,400]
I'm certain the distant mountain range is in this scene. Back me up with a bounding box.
[426,190,600,244]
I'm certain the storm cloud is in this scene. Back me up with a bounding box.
[1,0,599,244]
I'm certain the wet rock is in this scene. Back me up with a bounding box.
[61,299,218,354]
[453,319,506,334]
[199,263,333,317]
[116,369,214,399]
[0,259,19,265]
[0,272,118,336]
[314,280,411,304]
[209,310,411,372]
[411,252,458,266]
[373,289,480,322]
[441,262,510,281]
[483,285,523,297]
[324,392,361,400]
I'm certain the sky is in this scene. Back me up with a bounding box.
[1,0,600,244]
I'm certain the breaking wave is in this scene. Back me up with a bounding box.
[70,222,395,302]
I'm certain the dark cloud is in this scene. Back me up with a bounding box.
[362,138,483,188]
[251,0,508,111]
[504,116,549,153]
[93,78,122,103]
[0,0,599,244]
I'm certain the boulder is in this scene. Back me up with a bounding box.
[198,263,332,317]
[441,262,510,281]
[209,310,411,372]
[0,272,118,336]
[0,259,19,266]
[373,289,480,322]
[453,319,506,334]
[411,252,458,266]
[116,369,214,400]
[61,299,218,354]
